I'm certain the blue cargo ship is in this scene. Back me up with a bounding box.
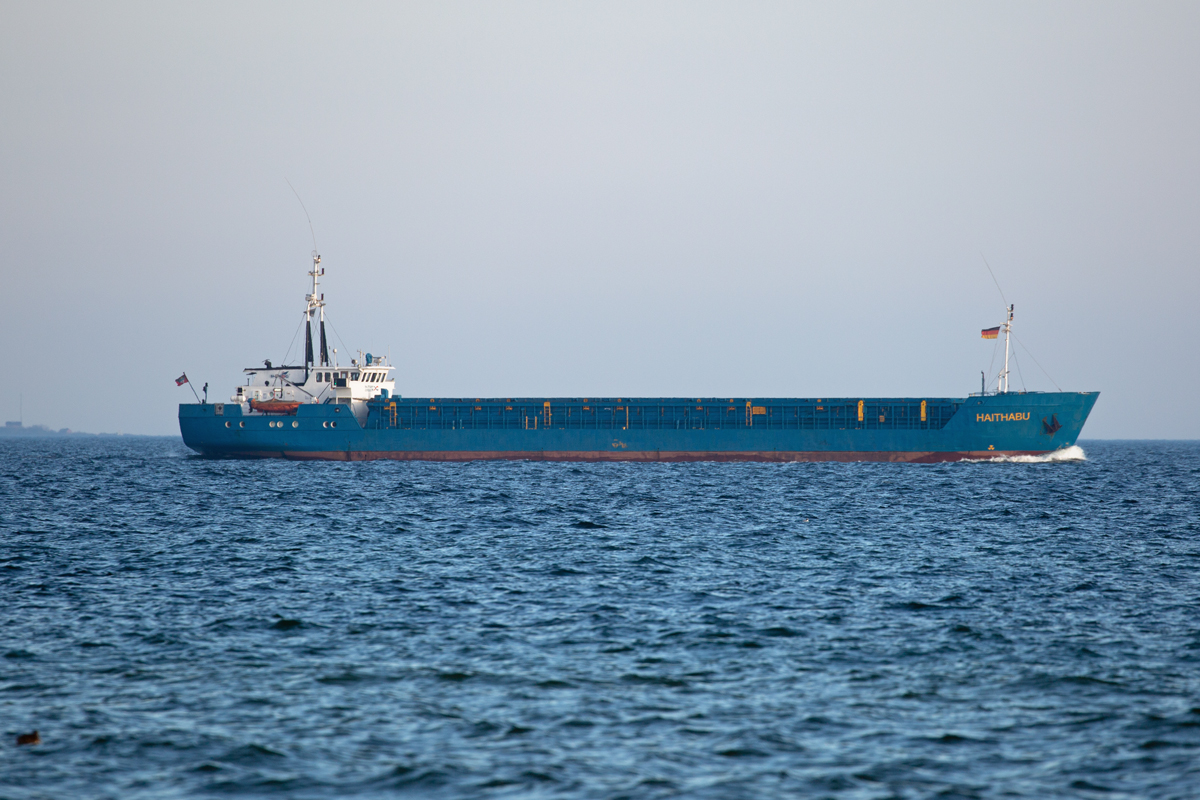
[178,253,1097,462]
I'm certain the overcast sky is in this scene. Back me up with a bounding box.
[2,2,1197,437]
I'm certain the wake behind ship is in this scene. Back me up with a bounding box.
[178,252,1097,462]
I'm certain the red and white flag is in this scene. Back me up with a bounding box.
[175,373,189,386]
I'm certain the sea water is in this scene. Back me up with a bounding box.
[2,438,1198,799]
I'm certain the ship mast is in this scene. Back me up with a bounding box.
[997,304,1014,394]
[305,249,327,371]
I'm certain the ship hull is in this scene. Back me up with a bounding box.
[180,392,1098,462]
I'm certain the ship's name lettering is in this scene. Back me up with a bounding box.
[976,412,1031,422]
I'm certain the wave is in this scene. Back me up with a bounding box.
[972,445,1087,464]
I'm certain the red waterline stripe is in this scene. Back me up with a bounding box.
[216,450,1053,464]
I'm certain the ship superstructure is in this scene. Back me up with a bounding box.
[226,250,394,426]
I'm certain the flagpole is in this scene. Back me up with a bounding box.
[180,372,201,403]
[1001,305,1013,394]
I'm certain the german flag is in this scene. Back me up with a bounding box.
[981,326,1000,339]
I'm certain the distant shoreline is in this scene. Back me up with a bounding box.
[0,424,173,438]
[2,423,81,436]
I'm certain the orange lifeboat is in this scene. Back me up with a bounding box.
[250,399,301,415]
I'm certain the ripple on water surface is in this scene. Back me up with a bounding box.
[2,438,1200,798]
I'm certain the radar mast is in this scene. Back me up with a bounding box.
[304,250,328,371]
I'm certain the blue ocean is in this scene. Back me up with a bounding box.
[2,438,1198,799]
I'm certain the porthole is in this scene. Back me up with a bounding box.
[331,421,337,428]
[322,421,328,428]
[224,421,231,428]
[292,421,298,428]
[239,421,245,428]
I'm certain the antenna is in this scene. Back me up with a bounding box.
[286,178,318,254]
[981,254,1008,309]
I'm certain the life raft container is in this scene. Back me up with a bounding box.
[249,399,301,415]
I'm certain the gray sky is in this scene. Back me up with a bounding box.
[2,2,1197,438]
